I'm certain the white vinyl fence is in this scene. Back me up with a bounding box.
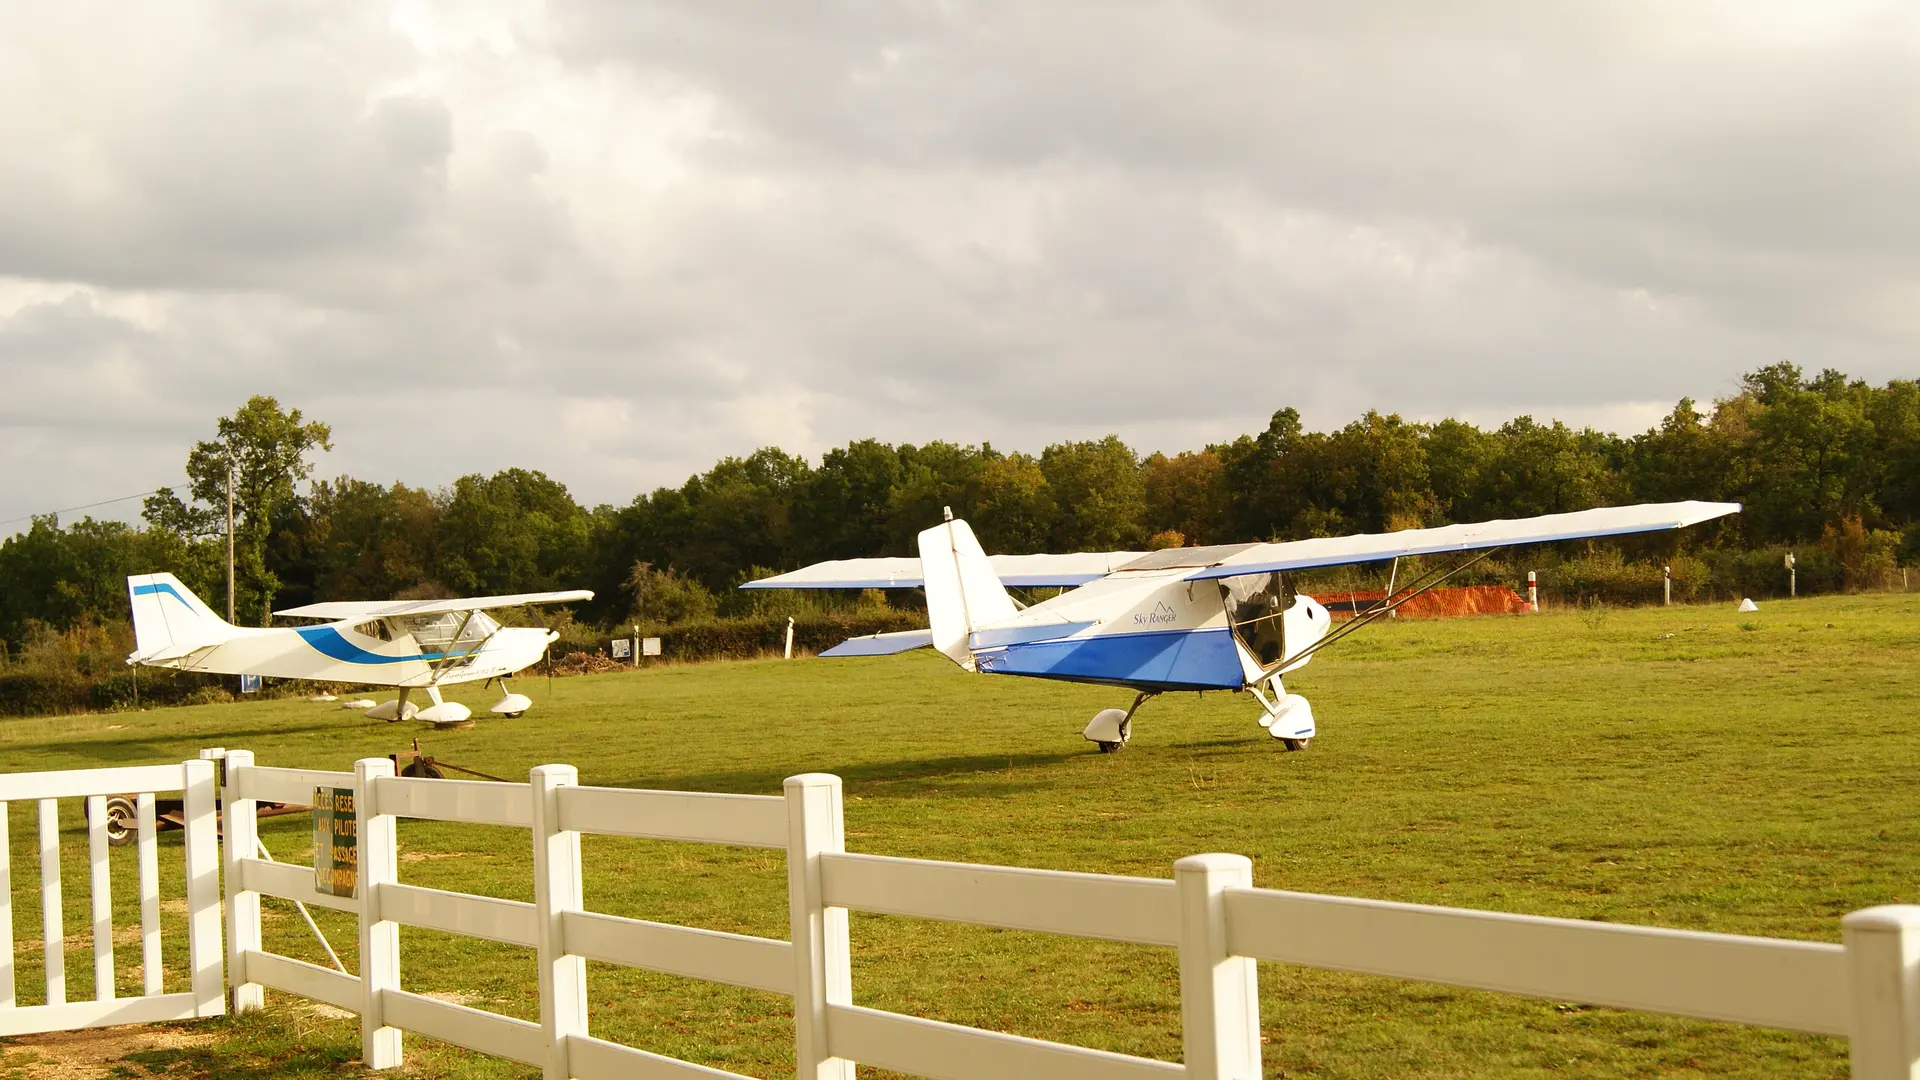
[9,749,1920,1079]
[0,759,225,1036]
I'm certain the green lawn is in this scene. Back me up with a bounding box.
[4,593,1918,1078]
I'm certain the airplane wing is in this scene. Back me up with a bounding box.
[275,590,594,620]
[742,551,1147,590]
[1175,501,1741,581]
[819,629,936,657]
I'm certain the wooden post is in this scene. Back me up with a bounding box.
[218,749,263,1012]
[86,796,114,1001]
[39,798,64,1007]
[1844,905,1920,1080]
[786,773,854,1080]
[355,757,403,1069]
[181,758,225,1017]
[785,617,796,660]
[1176,854,1261,1080]
[531,765,587,1080]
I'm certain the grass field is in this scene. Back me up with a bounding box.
[4,592,1918,1079]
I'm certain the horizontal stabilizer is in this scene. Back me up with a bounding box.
[1183,501,1742,580]
[819,629,935,657]
[276,590,594,620]
[743,551,1146,591]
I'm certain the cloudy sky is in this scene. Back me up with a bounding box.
[3,1,1916,533]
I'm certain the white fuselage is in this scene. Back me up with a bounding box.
[963,569,1332,692]
[142,619,556,688]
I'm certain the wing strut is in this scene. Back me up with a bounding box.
[1285,547,1505,669]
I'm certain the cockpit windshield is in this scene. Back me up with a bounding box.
[394,610,502,654]
[1223,572,1291,669]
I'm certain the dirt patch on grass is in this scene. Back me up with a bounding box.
[399,849,478,863]
[1,1022,217,1079]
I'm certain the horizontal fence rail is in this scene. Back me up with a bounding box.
[17,747,1912,1080]
[1222,886,1855,1036]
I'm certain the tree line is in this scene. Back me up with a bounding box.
[3,362,1917,652]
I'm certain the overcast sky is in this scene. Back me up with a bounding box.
[3,1,1916,534]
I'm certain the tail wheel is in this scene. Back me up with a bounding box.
[102,797,138,847]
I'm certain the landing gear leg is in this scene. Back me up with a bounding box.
[388,687,410,724]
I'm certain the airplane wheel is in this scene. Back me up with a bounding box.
[1280,738,1310,752]
[1095,741,1124,754]
[504,711,524,719]
[102,797,137,847]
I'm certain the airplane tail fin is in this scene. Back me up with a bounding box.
[917,512,1018,669]
[127,573,237,663]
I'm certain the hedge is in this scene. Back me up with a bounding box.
[561,610,929,666]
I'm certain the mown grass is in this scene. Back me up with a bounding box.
[4,592,1918,1078]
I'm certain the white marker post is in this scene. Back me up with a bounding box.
[1527,571,1538,613]
[785,617,795,660]
[1663,565,1672,607]
[631,625,640,667]
[1786,551,1796,599]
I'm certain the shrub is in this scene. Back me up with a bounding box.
[184,685,234,706]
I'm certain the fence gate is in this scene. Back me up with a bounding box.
[0,760,225,1036]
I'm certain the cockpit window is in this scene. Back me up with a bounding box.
[354,620,394,642]
[394,610,501,653]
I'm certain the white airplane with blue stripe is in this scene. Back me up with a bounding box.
[745,501,1741,752]
[125,574,590,726]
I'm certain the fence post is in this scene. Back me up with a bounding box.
[1176,854,1261,1080]
[1844,905,1920,1080]
[216,749,263,1012]
[0,798,10,1008]
[355,757,403,1070]
[531,765,587,1080]
[786,773,854,1080]
[181,758,225,1017]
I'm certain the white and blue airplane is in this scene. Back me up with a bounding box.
[745,501,1741,752]
[125,573,590,726]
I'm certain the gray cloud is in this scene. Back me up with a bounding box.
[3,1,1916,532]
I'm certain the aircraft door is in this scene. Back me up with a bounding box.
[1223,572,1292,668]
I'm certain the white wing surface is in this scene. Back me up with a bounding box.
[742,551,1147,590]
[1180,501,1741,581]
[275,590,594,620]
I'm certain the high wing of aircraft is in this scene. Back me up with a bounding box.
[126,574,591,726]
[744,501,1741,752]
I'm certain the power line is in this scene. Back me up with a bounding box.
[0,485,187,529]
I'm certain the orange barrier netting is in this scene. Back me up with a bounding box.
[1317,584,1530,619]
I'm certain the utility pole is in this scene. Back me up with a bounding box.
[226,460,236,624]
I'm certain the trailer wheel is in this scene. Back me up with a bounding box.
[401,760,446,779]
[102,797,138,847]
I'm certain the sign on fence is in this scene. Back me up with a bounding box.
[239,673,261,694]
[610,638,631,659]
[312,787,358,898]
